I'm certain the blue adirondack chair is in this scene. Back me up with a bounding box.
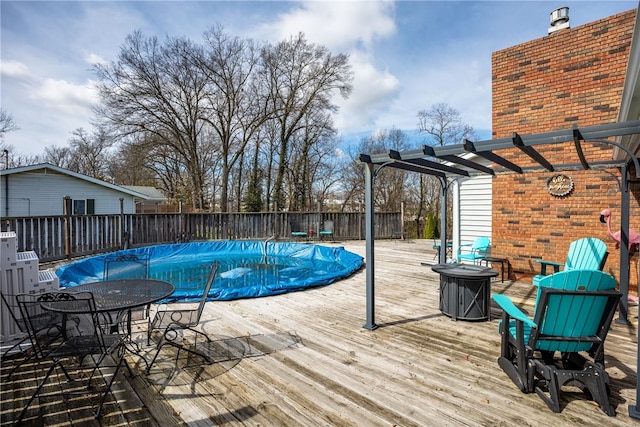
[532,237,608,285]
[457,236,490,264]
[492,269,620,416]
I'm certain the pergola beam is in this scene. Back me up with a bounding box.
[422,145,496,176]
[401,157,469,177]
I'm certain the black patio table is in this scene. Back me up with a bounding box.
[67,279,175,313]
[46,279,175,367]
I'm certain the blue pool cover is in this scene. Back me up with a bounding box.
[56,240,364,302]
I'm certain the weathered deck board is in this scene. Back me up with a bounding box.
[1,239,638,426]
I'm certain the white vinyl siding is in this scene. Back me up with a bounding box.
[459,174,492,246]
[3,170,136,216]
[451,155,493,261]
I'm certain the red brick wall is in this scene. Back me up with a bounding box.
[491,9,639,293]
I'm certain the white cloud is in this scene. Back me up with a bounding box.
[396,53,492,133]
[0,60,33,81]
[31,78,99,116]
[334,51,401,132]
[257,1,401,135]
[85,53,108,67]
[3,68,99,153]
[261,1,396,51]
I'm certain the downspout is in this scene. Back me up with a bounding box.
[3,175,8,217]
[451,178,461,261]
[3,149,8,217]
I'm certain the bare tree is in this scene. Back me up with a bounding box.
[288,109,337,210]
[143,134,192,204]
[0,110,21,169]
[346,129,411,212]
[335,145,365,213]
[92,29,352,214]
[66,127,115,179]
[105,135,157,186]
[255,119,280,211]
[260,33,353,211]
[416,103,476,237]
[308,132,344,212]
[0,109,19,141]
[42,145,73,168]
[198,26,270,212]
[243,138,264,212]
[417,102,475,146]
[93,32,211,209]
[0,142,41,169]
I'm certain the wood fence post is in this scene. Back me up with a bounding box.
[63,196,72,259]
[119,198,126,249]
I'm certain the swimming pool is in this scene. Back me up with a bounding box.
[56,240,364,301]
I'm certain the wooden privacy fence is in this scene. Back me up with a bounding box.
[2,211,403,263]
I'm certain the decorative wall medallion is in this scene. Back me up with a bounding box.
[546,174,574,197]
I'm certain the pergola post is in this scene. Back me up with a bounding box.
[363,162,377,330]
[617,163,631,325]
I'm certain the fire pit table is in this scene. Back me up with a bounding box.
[431,263,498,321]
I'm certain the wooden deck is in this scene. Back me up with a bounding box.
[2,239,639,426]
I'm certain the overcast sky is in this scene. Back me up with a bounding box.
[1,0,637,156]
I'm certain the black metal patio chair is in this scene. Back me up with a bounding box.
[1,291,67,380]
[146,262,218,373]
[104,253,150,280]
[15,291,131,423]
[103,252,152,325]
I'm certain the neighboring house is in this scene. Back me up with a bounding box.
[121,185,168,213]
[0,163,149,217]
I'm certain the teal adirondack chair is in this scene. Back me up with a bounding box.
[457,236,490,264]
[319,220,334,241]
[532,237,608,286]
[492,269,620,416]
[290,220,308,241]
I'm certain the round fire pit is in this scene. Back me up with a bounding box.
[431,263,498,321]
